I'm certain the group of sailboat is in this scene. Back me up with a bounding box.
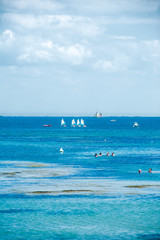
[43,119,86,127]
[72,119,86,127]
[71,119,86,127]
[60,118,86,127]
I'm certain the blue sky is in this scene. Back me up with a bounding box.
[0,0,160,116]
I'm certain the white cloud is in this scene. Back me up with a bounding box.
[98,15,160,27]
[95,52,131,72]
[110,35,136,40]
[41,40,53,49]
[56,44,92,64]
[3,0,63,13]
[18,50,51,62]
[2,0,160,15]
[3,13,101,38]
[0,29,15,45]
[143,40,160,51]
[17,39,92,65]
[54,43,92,65]
[17,38,53,62]
[2,30,14,40]
[142,40,160,61]
[94,39,160,73]
[4,14,73,29]
[57,44,91,59]
[95,60,115,71]
[0,1,159,73]
[141,40,160,72]
[63,0,160,15]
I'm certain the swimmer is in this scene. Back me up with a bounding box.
[112,152,115,156]
[95,153,98,157]
[148,168,152,173]
[138,169,142,174]
[99,153,102,156]
[106,152,109,156]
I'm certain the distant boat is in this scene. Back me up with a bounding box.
[133,122,139,127]
[80,118,86,127]
[77,119,81,127]
[43,124,51,127]
[95,111,102,118]
[110,119,116,122]
[60,147,64,152]
[71,119,76,127]
[61,119,66,127]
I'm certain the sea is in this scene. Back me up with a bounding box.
[0,116,159,240]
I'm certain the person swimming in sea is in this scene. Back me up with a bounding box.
[148,168,152,173]
[106,152,109,156]
[95,153,98,157]
[112,152,115,156]
[99,153,102,156]
[138,169,142,174]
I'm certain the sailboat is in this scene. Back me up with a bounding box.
[80,119,86,127]
[71,119,76,127]
[95,111,102,118]
[77,119,81,127]
[60,147,64,152]
[61,119,66,127]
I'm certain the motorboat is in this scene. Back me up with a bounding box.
[133,122,139,127]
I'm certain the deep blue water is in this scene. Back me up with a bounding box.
[0,117,160,239]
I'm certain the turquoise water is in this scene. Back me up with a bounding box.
[0,117,160,239]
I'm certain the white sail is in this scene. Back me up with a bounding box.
[61,119,66,126]
[60,147,64,152]
[71,119,76,126]
[81,119,84,125]
[81,118,86,127]
[77,119,80,126]
[95,111,102,118]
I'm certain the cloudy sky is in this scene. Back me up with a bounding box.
[0,0,160,116]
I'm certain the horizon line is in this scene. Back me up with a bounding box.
[0,115,160,118]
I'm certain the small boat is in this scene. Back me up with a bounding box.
[80,118,86,127]
[61,119,66,127]
[110,119,116,122]
[43,124,51,127]
[60,147,64,152]
[71,119,76,127]
[77,119,81,127]
[95,111,102,118]
[133,122,139,127]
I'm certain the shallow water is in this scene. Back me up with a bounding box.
[0,117,160,239]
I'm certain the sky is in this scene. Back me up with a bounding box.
[0,0,160,116]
